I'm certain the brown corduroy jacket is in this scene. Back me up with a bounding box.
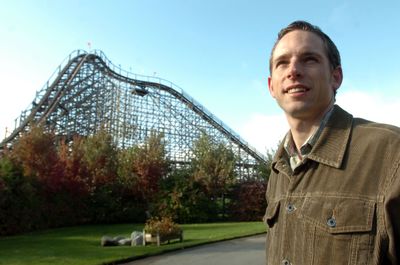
[265,105,400,265]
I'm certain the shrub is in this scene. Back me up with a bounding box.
[0,155,44,235]
[228,180,267,221]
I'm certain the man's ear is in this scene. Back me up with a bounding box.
[332,66,343,92]
[268,76,276,98]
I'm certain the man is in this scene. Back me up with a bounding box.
[265,20,400,265]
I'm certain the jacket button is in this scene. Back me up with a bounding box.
[327,217,336,228]
[286,203,296,213]
[282,259,291,265]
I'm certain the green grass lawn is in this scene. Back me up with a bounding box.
[0,222,266,265]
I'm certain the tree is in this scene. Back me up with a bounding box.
[82,129,118,189]
[115,147,147,223]
[228,180,267,221]
[158,166,219,223]
[191,133,237,219]
[11,126,93,227]
[0,153,42,235]
[77,130,119,223]
[192,134,237,196]
[58,136,90,195]
[11,125,64,191]
[226,147,275,221]
[117,147,140,192]
[130,132,170,208]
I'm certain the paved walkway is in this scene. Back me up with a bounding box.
[123,234,266,265]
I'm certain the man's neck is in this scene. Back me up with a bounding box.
[287,120,319,150]
[286,105,334,150]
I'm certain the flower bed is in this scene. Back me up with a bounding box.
[143,230,183,246]
[143,217,183,246]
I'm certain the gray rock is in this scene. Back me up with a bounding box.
[131,231,144,246]
[114,235,126,242]
[118,238,132,246]
[101,236,118,247]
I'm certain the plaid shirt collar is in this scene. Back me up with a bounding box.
[284,106,334,171]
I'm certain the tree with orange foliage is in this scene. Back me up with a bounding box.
[11,126,65,192]
[131,132,170,207]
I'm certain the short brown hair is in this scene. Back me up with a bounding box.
[269,21,341,74]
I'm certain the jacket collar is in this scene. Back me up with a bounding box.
[272,105,353,171]
[307,105,353,168]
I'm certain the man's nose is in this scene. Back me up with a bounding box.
[286,61,302,79]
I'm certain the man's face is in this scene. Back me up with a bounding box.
[268,30,342,121]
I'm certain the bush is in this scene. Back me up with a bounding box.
[228,180,267,221]
[0,155,43,235]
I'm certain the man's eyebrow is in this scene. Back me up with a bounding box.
[273,50,322,61]
[301,51,323,58]
[272,53,289,63]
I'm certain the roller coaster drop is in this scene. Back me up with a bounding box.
[0,50,266,179]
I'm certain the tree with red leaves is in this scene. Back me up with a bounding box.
[131,132,170,208]
[12,126,65,192]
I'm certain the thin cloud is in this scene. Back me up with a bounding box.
[238,113,288,153]
[337,90,400,126]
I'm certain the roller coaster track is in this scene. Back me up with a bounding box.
[1,50,266,178]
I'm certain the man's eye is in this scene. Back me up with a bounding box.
[275,61,287,68]
[305,56,318,63]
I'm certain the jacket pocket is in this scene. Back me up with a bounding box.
[264,200,280,228]
[264,200,282,264]
[300,196,375,234]
[299,196,376,264]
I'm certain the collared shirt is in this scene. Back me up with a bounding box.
[283,106,334,171]
[265,105,400,265]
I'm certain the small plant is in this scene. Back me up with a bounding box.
[144,216,181,237]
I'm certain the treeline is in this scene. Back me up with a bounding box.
[0,126,270,236]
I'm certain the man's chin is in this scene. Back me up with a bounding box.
[281,104,311,117]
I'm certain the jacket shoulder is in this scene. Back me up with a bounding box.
[353,118,400,139]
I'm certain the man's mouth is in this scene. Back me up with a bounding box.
[288,87,307,94]
[285,86,310,94]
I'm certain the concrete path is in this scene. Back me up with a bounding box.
[123,234,266,265]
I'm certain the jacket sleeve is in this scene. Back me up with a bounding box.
[384,156,400,264]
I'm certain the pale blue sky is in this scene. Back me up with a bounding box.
[1,0,400,152]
